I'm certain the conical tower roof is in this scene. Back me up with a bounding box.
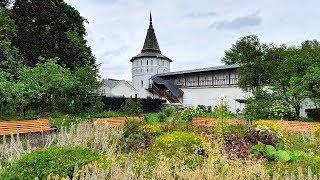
[141,13,161,53]
[131,12,172,62]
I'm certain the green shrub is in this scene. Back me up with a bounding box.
[197,105,212,113]
[92,110,124,118]
[268,104,294,120]
[121,99,143,116]
[147,131,207,168]
[179,107,205,122]
[213,105,235,120]
[146,112,167,123]
[24,109,41,120]
[121,120,158,152]
[49,115,90,128]
[251,143,305,163]
[146,108,177,123]
[0,146,109,179]
[89,98,105,114]
[162,107,177,117]
[244,89,275,120]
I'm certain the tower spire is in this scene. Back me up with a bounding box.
[141,12,161,53]
[149,11,152,27]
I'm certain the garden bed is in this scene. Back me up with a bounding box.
[193,117,248,127]
[93,117,144,127]
[257,120,320,133]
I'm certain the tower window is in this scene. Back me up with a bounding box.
[141,80,144,87]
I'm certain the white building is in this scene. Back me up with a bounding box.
[130,13,248,112]
[100,79,136,98]
[128,13,313,116]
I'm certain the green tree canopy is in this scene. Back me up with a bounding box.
[10,0,95,68]
[223,35,320,117]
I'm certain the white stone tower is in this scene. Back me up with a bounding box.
[131,13,172,98]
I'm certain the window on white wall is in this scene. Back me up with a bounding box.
[151,60,153,65]
[141,80,144,87]
[147,60,149,65]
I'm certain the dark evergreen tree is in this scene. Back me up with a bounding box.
[11,0,95,68]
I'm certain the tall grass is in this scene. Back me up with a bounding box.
[0,122,123,164]
[1,122,319,179]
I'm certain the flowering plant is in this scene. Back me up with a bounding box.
[179,107,205,122]
[268,104,293,120]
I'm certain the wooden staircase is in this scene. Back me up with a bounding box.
[149,84,180,103]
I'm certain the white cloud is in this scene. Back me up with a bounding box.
[213,12,262,30]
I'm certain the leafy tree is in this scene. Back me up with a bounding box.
[303,66,320,108]
[223,35,320,117]
[0,71,13,115]
[222,35,279,90]
[0,6,24,77]
[10,0,95,68]
[0,2,102,116]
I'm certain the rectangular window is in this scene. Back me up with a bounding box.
[151,60,153,65]
[141,80,144,87]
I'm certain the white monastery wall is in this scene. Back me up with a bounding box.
[181,86,250,113]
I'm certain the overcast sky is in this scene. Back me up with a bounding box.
[65,0,320,80]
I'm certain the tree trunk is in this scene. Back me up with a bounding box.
[294,105,300,118]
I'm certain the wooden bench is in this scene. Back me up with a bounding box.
[0,119,56,136]
[93,116,145,127]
